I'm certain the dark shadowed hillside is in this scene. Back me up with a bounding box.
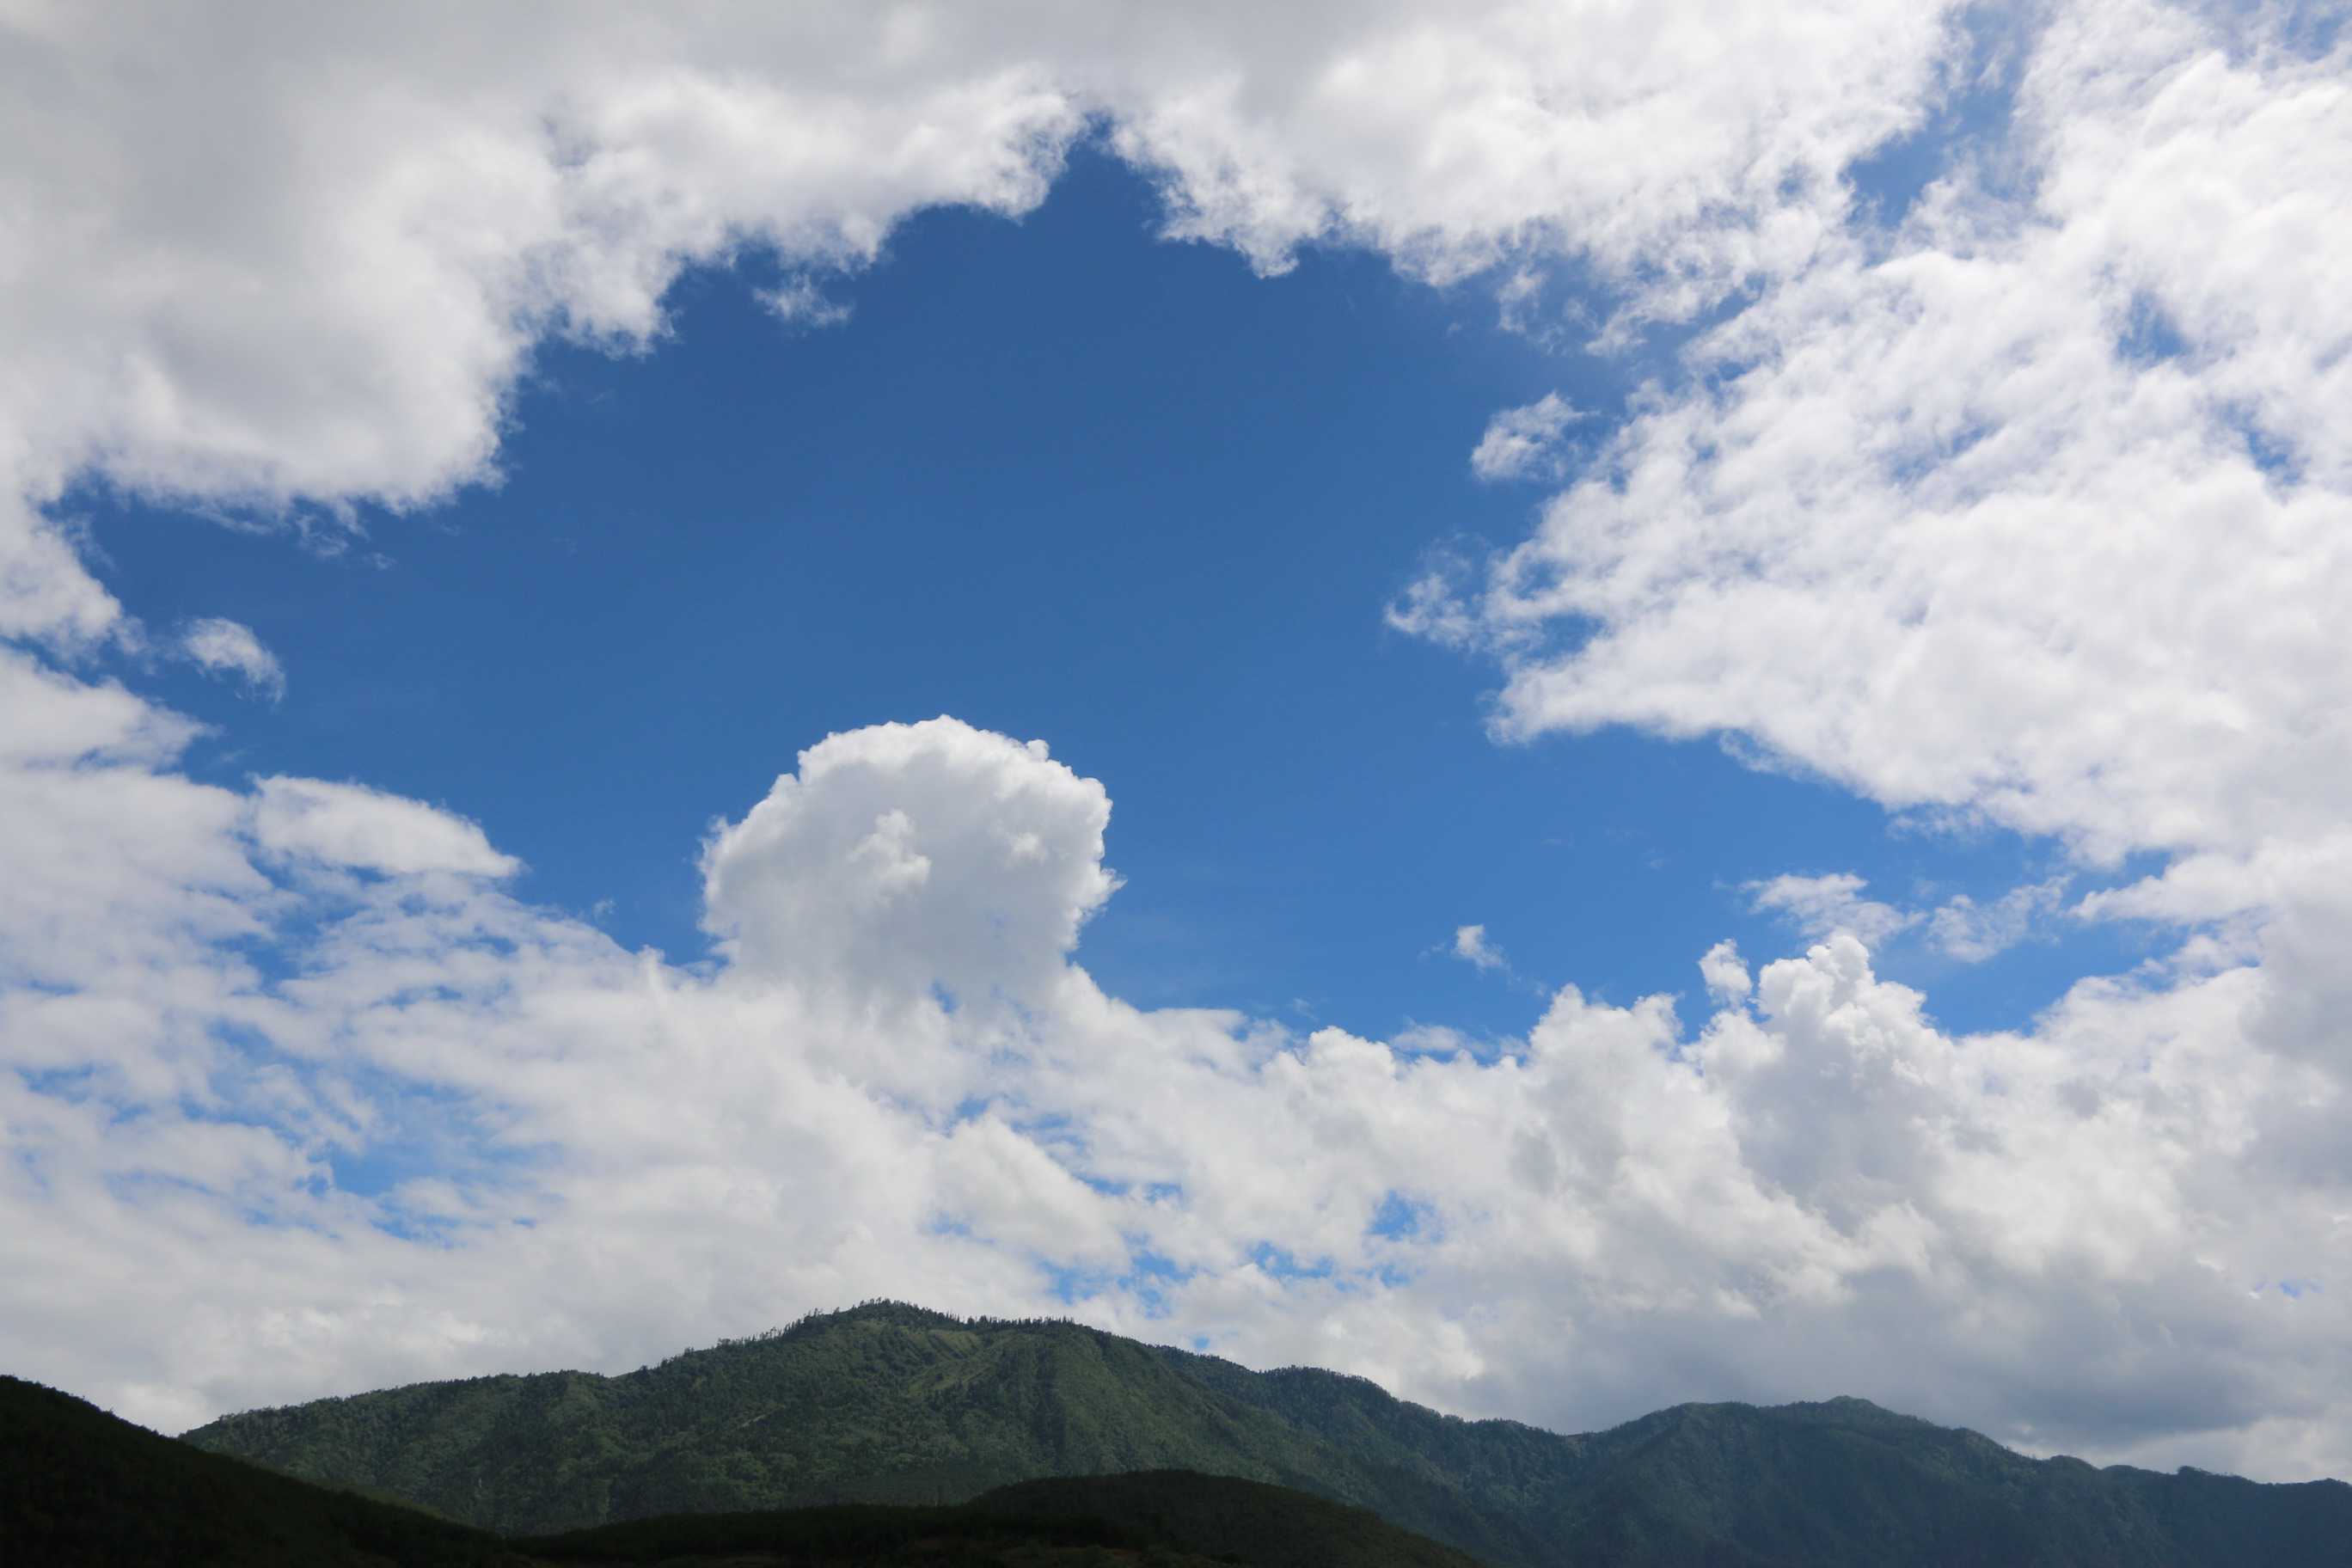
[977,1470,1485,1568]
[0,1374,526,1567]
[181,1301,2352,1567]
[512,1478,1472,1568]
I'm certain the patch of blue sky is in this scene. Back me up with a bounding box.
[2208,0,2346,63]
[16,1064,105,1104]
[66,145,2184,1053]
[1843,3,2034,229]
[1038,1260,1110,1305]
[162,1022,554,1229]
[1111,1250,1195,1316]
[2235,415,2307,487]
[1246,1244,1335,1284]
[1365,1191,1428,1242]
[2116,294,2192,366]
[318,1078,545,1204]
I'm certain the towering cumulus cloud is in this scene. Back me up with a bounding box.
[2,0,2349,1487]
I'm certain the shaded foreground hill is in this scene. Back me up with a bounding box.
[185,1301,2352,1567]
[517,1473,1473,1568]
[977,1470,1483,1568]
[0,1374,527,1567]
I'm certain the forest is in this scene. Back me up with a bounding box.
[158,1301,2352,1567]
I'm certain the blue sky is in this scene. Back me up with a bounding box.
[7,0,2352,1486]
[79,149,2153,1044]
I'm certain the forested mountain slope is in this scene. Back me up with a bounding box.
[977,1470,1485,1568]
[3,1371,1430,1568]
[0,1375,526,1568]
[181,1301,2352,1567]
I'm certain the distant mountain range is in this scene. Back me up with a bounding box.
[179,1300,2352,1567]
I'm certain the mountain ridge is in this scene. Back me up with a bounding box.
[1,1372,1459,1568]
[182,1300,2352,1567]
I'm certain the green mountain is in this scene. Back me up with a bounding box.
[0,1374,529,1567]
[514,1475,1472,1568]
[181,1301,2352,1567]
[976,1470,1485,1568]
[3,1369,1430,1568]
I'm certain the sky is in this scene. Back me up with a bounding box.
[4,0,2351,1486]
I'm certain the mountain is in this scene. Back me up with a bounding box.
[1,1368,1437,1568]
[513,1475,1473,1568]
[977,1470,1485,1568]
[182,1301,1519,1547]
[182,1301,2352,1567]
[0,1373,528,1567]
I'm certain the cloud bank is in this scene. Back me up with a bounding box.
[1,0,2349,1491]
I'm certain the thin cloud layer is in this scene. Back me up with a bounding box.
[1,0,2349,1494]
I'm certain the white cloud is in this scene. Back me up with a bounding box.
[1449,922,1509,971]
[176,617,284,700]
[702,722,1116,1017]
[1747,871,2076,964]
[1471,393,1583,482]
[1698,939,1751,1008]
[1928,876,2072,963]
[1749,872,1917,949]
[0,703,2343,1486]
[1419,0,2352,882]
[0,0,1956,646]
[1392,12,2352,1415]
[0,0,2349,1499]
[250,777,518,879]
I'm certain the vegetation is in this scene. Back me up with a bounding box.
[179,1301,2352,1567]
[181,1302,1384,1536]
[977,1470,1484,1568]
[515,1498,1265,1568]
[0,1374,529,1567]
[4,1371,1418,1568]
[515,1500,1172,1566]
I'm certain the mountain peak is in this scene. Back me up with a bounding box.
[181,1305,2352,1568]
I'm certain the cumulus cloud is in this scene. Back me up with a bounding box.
[702,722,1117,1014]
[1449,923,1509,971]
[1420,0,2352,880]
[2,0,2351,1500]
[3,702,2346,1486]
[1698,940,1751,1008]
[0,0,1950,644]
[175,618,284,700]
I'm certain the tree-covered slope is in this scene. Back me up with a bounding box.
[0,1375,528,1568]
[182,1302,1418,1537]
[181,1302,2352,1567]
[0,1370,1435,1568]
[511,1500,1187,1568]
[513,1477,1474,1568]
[977,1470,1485,1568]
